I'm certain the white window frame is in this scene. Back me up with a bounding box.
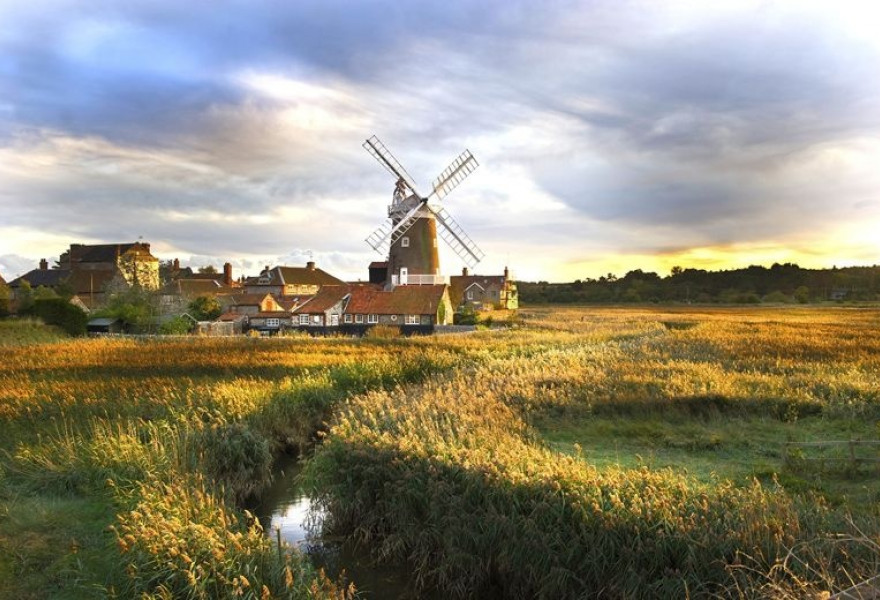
[405,314,419,325]
[401,236,410,248]
[467,290,473,300]
[355,314,364,324]
[298,314,309,325]
[312,315,321,324]
[266,318,280,327]
[344,314,352,324]
[367,314,379,324]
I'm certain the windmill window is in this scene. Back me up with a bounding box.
[355,314,364,323]
[312,315,321,324]
[344,314,352,324]
[401,236,410,248]
[299,314,309,325]
[368,314,379,324]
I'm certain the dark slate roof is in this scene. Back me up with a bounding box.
[75,242,156,263]
[293,285,350,314]
[368,261,388,269]
[345,285,446,315]
[8,268,70,288]
[275,266,345,287]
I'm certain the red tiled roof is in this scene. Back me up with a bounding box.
[218,312,248,322]
[368,261,387,269]
[345,285,446,315]
[230,293,275,306]
[294,285,350,314]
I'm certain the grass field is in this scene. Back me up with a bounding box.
[1,306,879,598]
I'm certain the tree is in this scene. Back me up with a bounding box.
[98,285,160,332]
[188,295,222,321]
[16,280,34,314]
[794,286,810,304]
[198,265,218,275]
[0,281,10,317]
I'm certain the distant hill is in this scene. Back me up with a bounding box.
[519,263,880,304]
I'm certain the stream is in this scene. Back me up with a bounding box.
[251,454,434,599]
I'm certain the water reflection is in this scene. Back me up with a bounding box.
[251,454,431,600]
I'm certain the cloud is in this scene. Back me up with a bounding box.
[1,1,879,281]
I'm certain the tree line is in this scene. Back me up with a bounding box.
[519,263,880,304]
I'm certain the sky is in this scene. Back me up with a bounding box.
[1,0,879,283]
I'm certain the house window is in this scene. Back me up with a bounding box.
[299,314,309,325]
[266,318,280,328]
[401,236,409,248]
[355,314,364,324]
[390,315,397,322]
[467,290,473,300]
[405,315,419,325]
[367,314,378,324]
[312,315,321,324]
[344,314,353,323]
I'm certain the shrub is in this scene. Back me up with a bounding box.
[27,298,88,336]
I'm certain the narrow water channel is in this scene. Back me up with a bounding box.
[251,454,433,599]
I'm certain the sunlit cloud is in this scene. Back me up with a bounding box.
[1,1,878,283]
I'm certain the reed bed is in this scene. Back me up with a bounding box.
[307,306,880,598]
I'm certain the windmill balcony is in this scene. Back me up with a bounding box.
[391,274,448,286]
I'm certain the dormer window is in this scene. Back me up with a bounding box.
[401,236,410,248]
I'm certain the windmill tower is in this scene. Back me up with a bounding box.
[363,135,484,286]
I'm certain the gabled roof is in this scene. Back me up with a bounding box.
[345,285,447,315]
[8,268,71,288]
[160,279,234,296]
[294,285,350,314]
[369,261,388,269]
[230,293,275,306]
[274,265,345,287]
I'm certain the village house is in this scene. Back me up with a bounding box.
[449,267,518,311]
[8,242,161,310]
[342,284,453,334]
[290,285,351,331]
[244,262,345,297]
[159,262,240,311]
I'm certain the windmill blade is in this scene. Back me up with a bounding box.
[430,205,485,267]
[364,201,425,254]
[363,135,422,197]
[430,150,478,201]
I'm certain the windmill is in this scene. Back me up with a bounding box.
[363,135,484,286]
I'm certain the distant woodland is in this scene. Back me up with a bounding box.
[519,263,880,304]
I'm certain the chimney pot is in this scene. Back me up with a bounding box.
[504,266,509,279]
[39,258,48,270]
[306,261,315,270]
[462,267,469,276]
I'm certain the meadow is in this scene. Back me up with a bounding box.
[1,306,878,598]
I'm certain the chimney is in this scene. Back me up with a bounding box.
[223,262,233,286]
[173,258,180,270]
[462,267,469,277]
[39,258,48,270]
[306,261,316,271]
[504,266,509,279]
